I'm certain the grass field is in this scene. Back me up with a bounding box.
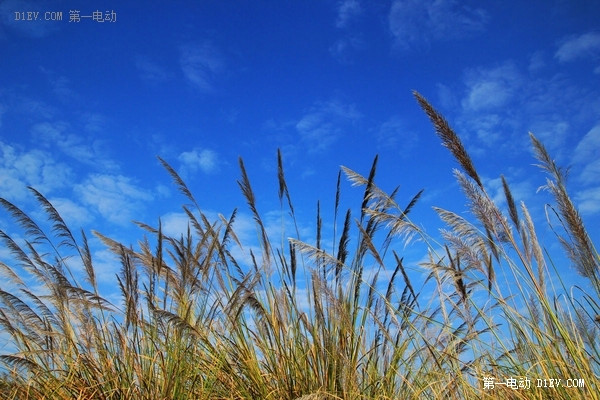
[0,92,598,399]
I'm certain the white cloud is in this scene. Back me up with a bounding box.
[573,123,600,164]
[528,51,546,73]
[179,41,223,92]
[575,187,600,215]
[376,116,417,152]
[296,114,335,151]
[295,100,360,152]
[81,113,106,134]
[470,114,502,146]
[465,81,511,111]
[48,197,93,227]
[485,175,533,210]
[31,121,118,170]
[74,174,153,226]
[555,32,600,63]
[51,76,75,100]
[388,0,488,49]
[573,124,600,185]
[329,36,364,62]
[161,211,193,238]
[31,120,68,139]
[528,119,570,150]
[335,0,361,28]
[39,67,76,101]
[462,62,522,112]
[135,55,169,83]
[452,62,524,149]
[0,169,28,200]
[436,83,459,110]
[451,60,597,154]
[178,148,219,176]
[155,183,171,199]
[330,0,364,62]
[16,97,55,120]
[579,160,600,186]
[0,0,61,38]
[91,247,123,286]
[0,140,73,201]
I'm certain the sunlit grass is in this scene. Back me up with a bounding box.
[0,92,598,399]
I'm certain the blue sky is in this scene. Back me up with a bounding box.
[1,1,599,303]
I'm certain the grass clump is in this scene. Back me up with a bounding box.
[0,92,598,399]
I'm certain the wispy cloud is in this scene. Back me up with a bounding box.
[329,35,364,62]
[47,197,93,227]
[388,0,488,49]
[574,123,600,164]
[0,0,61,38]
[462,62,522,112]
[451,59,597,153]
[51,75,76,100]
[579,160,600,187]
[528,51,546,73]
[90,248,124,287]
[31,120,118,171]
[452,61,524,149]
[14,96,56,120]
[330,0,364,62]
[39,67,77,101]
[295,100,360,152]
[0,140,73,201]
[74,174,153,226]
[179,41,223,92]
[335,0,361,28]
[555,32,600,63]
[178,148,220,176]
[574,123,600,185]
[485,175,533,209]
[161,211,194,238]
[376,116,417,153]
[575,187,600,215]
[135,55,170,83]
[81,112,107,134]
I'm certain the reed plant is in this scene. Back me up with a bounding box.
[0,92,598,399]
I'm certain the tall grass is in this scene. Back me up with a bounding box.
[0,92,598,399]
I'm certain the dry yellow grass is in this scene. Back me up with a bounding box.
[0,92,598,399]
